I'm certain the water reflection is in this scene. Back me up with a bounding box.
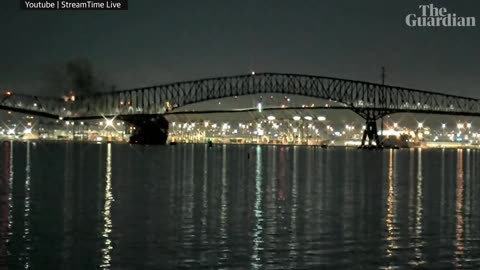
[200,145,208,254]
[413,148,425,266]
[7,141,13,246]
[0,142,13,267]
[220,145,228,259]
[288,147,298,267]
[386,149,396,258]
[100,143,114,269]
[1,144,480,269]
[455,149,464,267]
[251,146,263,269]
[22,143,31,269]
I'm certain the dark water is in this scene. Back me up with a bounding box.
[1,142,480,269]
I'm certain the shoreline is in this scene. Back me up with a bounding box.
[3,138,480,150]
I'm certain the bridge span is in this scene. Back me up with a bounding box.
[2,72,480,145]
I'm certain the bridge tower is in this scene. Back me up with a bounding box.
[355,67,391,148]
[361,119,380,147]
[355,109,391,148]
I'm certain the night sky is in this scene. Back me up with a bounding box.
[1,0,479,97]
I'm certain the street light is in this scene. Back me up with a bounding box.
[106,119,114,127]
[317,116,326,121]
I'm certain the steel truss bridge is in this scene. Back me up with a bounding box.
[2,72,480,145]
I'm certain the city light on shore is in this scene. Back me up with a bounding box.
[2,107,480,148]
[317,116,326,121]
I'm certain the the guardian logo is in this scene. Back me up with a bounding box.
[406,4,476,27]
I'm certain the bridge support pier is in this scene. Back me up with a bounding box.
[354,109,393,149]
[360,119,381,148]
[120,114,169,145]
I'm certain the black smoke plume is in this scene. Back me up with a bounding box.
[44,58,116,96]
